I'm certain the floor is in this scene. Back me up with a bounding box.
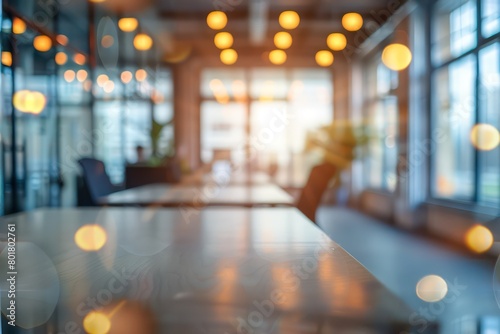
[317,206,500,334]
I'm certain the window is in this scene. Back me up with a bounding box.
[483,0,500,37]
[478,43,500,204]
[432,0,477,65]
[362,58,399,192]
[94,68,174,183]
[431,0,500,207]
[200,68,333,186]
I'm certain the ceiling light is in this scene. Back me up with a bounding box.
[134,33,153,51]
[118,18,138,32]
[97,74,109,87]
[103,80,115,93]
[56,34,68,46]
[279,11,300,30]
[121,71,133,84]
[13,90,47,115]
[64,70,76,83]
[381,43,412,71]
[220,49,238,65]
[327,33,347,51]
[214,32,234,49]
[207,11,227,30]
[315,50,334,67]
[274,32,292,49]
[12,18,26,34]
[55,52,67,65]
[73,53,86,65]
[269,50,287,65]
[33,35,52,52]
[136,69,147,82]
[342,13,363,31]
[77,70,88,82]
[2,51,12,67]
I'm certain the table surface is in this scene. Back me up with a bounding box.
[99,183,295,207]
[0,207,413,333]
[181,169,272,186]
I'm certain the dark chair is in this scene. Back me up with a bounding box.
[296,162,337,223]
[78,158,124,205]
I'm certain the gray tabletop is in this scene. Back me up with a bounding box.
[0,207,413,333]
[99,183,295,208]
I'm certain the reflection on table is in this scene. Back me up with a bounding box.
[99,184,294,208]
[0,207,414,333]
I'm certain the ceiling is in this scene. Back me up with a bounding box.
[146,0,406,60]
[49,0,407,67]
[158,0,398,17]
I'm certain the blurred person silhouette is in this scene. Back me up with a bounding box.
[135,145,147,164]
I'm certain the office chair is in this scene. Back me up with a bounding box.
[296,162,338,223]
[78,158,123,205]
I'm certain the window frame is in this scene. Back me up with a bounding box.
[360,48,401,193]
[429,0,500,210]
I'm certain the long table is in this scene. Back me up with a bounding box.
[0,207,414,333]
[99,183,295,208]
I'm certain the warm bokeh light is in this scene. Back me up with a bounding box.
[135,69,147,82]
[12,17,26,34]
[97,74,109,87]
[214,32,234,49]
[437,176,455,196]
[163,45,192,63]
[465,225,494,253]
[83,311,111,334]
[118,18,138,32]
[77,70,88,82]
[382,43,412,71]
[73,53,86,65]
[2,51,12,67]
[83,80,92,92]
[209,79,223,90]
[13,90,47,115]
[416,275,448,302]
[121,71,133,84]
[101,35,114,48]
[64,70,76,83]
[90,300,157,334]
[207,11,227,30]
[133,33,153,51]
[274,31,293,49]
[327,33,347,51]
[151,90,164,104]
[342,12,363,31]
[470,124,500,151]
[279,11,300,30]
[210,79,230,104]
[259,80,276,101]
[220,49,238,65]
[232,80,246,102]
[104,80,115,93]
[315,50,334,67]
[56,34,68,46]
[33,35,52,52]
[269,49,287,65]
[74,224,107,252]
[55,52,68,65]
